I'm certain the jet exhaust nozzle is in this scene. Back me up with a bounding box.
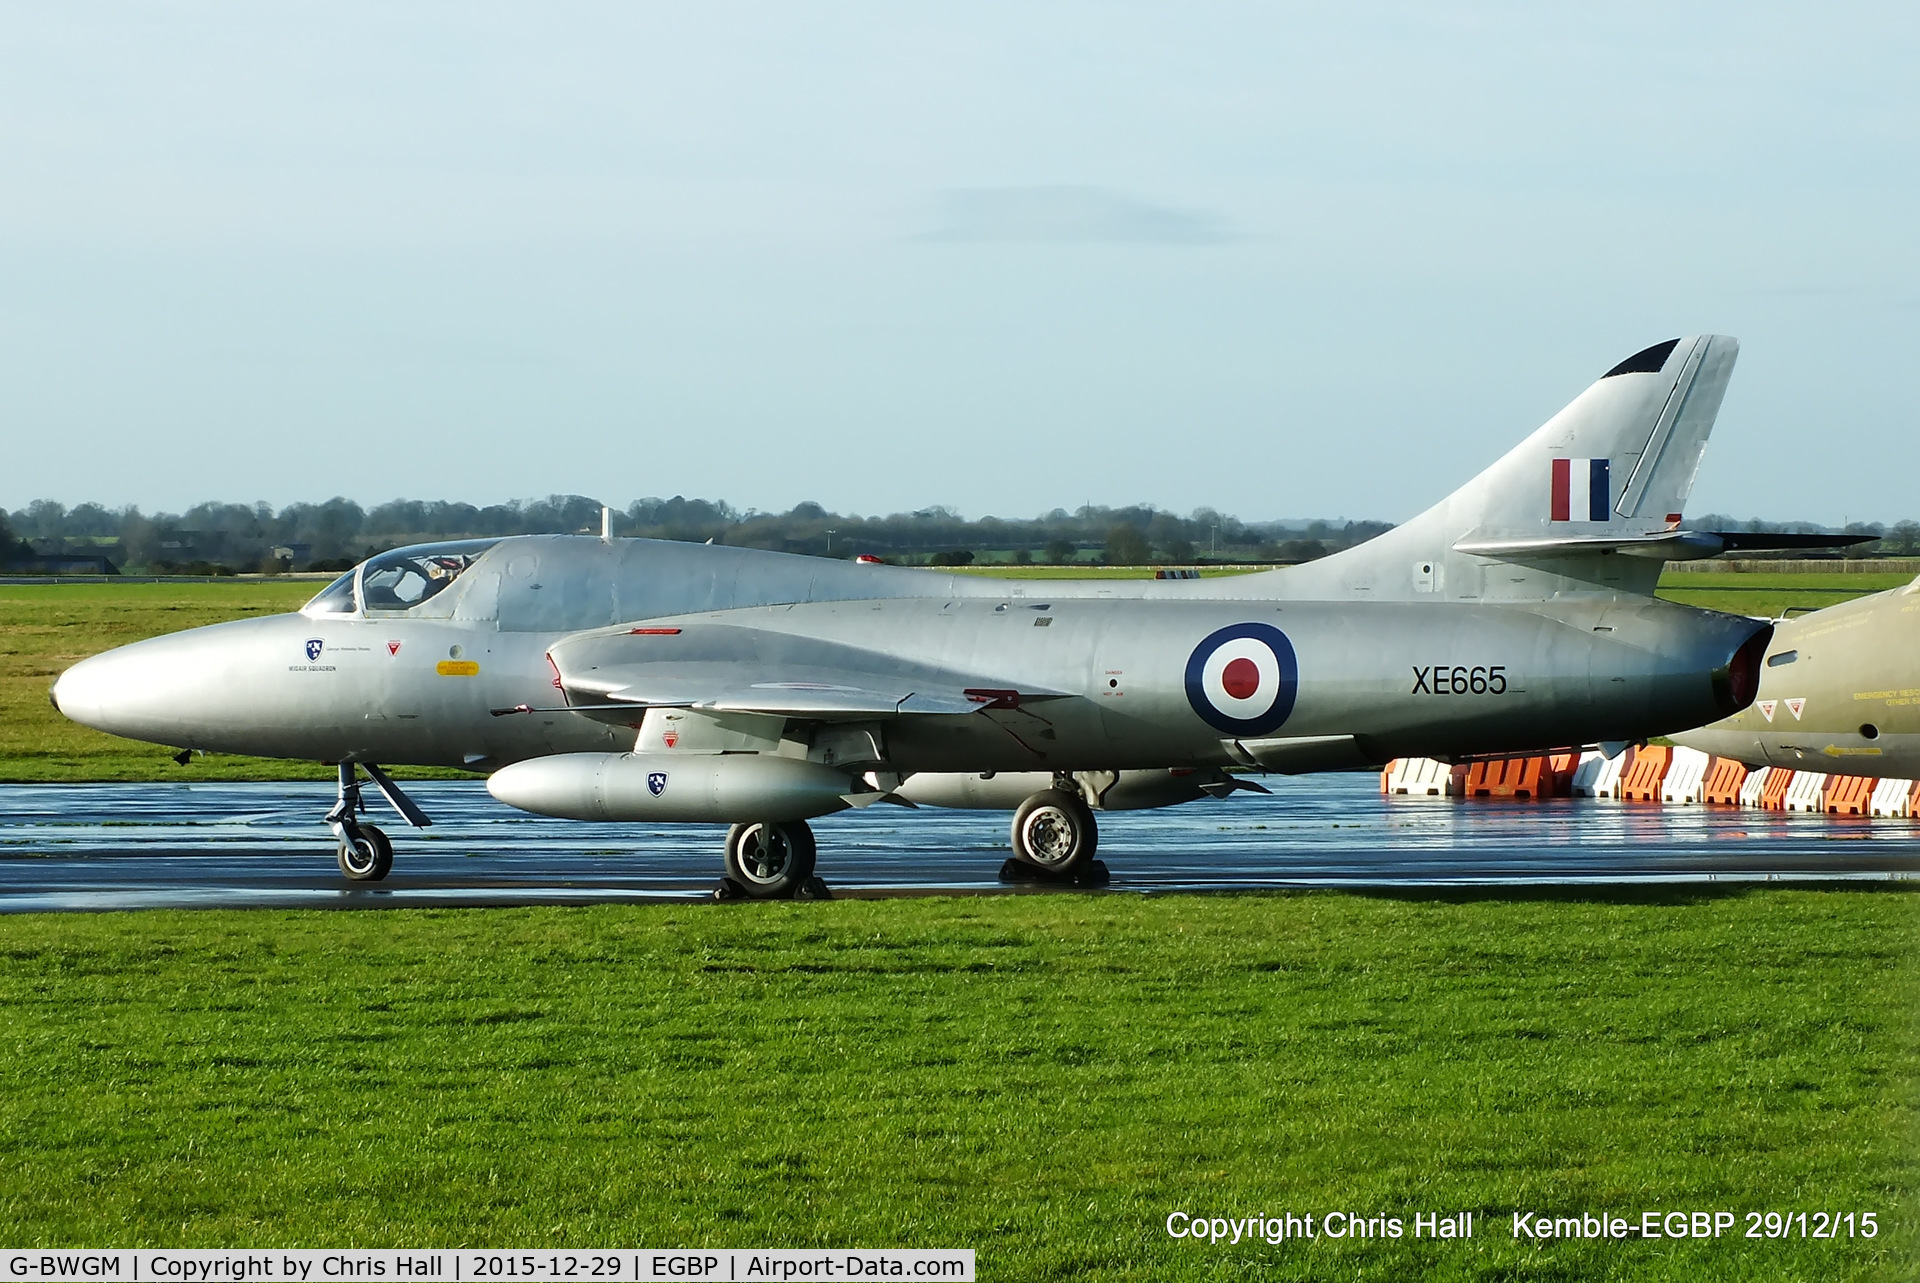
[486,752,856,823]
[1712,623,1774,718]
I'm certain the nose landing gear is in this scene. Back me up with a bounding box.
[326,762,431,883]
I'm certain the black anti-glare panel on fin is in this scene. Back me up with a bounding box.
[1602,338,1680,378]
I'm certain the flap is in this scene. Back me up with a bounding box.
[1225,734,1377,773]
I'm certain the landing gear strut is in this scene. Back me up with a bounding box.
[715,819,828,900]
[327,762,431,883]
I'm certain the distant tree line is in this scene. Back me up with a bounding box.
[0,496,1394,574]
[2,496,1914,576]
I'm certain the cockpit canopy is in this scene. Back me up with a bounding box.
[302,540,500,617]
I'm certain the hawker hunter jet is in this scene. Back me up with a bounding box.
[1674,574,1920,779]
[55,336,1777,895]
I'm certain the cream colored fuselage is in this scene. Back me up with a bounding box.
[1673,577,1920,777]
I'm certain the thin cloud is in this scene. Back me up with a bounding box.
[920,185,1234,244]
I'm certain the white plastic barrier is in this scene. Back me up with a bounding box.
[1385,757,1453,795]
[1580,751,1628,798]
[1569,752,1607,796]
[1738,768,1772,808]
[1784,771,1828,813]
[1869,777,1916,818]
[1661,746,1712,804]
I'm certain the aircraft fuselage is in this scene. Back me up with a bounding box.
[52,534,1766,775]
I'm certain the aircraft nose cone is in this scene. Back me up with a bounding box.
[50,653,107,730]
[51,646,158,737]
[50,616,296,747]
[50,613,339,755]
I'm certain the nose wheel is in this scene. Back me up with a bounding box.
[326,762,429,883]
[337,823,394,881]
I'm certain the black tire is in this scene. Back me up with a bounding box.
[1011,788,1097,875]
[337,823,394,882]
[723,820,818,899]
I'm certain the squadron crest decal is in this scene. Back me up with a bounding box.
[304,638,325,662]
[647,771,669,797]
[1183,622,1299,736]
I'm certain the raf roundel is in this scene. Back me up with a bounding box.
[1183,622,1299,736]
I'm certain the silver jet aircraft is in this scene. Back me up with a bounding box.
[54,336,1772,895]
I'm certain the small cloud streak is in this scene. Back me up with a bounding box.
[921,185,1233,245]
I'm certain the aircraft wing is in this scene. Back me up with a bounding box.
[504,622,1065,722]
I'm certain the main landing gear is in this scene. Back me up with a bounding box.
[327,762,431,883]
[714,819,832,901]
[706,775,1111,902]
[1004,778,1108,886]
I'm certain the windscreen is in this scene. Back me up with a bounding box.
[302,570,359,615]
[360,540,499,613]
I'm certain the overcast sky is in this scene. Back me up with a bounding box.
[2,3,1914,525]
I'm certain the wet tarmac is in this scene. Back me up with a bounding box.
[2,775,1916,913]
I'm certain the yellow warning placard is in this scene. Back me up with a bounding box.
[436,660,481,676]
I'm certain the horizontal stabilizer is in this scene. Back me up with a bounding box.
[1456,528,1880,562]
[1700,531,1880,553]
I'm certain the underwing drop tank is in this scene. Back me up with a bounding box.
[896,767,1245,811]
[487,752,856,823]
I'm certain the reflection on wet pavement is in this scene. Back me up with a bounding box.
[0,775,1915,912]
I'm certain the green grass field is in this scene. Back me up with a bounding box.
[0,570,1906,782]
[1650,571,1915,618]
[0,891,1914,1280]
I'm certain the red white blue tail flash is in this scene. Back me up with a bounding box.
[1184,623,1299,736]
[1551,457,1611,522]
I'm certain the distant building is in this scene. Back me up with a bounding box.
[3,553,119,575]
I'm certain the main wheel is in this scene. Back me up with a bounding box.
[1011,789,1097,875]
[723,820,818,899]
[337,823,394,882]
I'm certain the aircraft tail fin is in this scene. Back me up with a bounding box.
[1252,335,1738,601]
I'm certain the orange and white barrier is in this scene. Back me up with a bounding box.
[1570,753,1607,796]
[1382,757,1457,795]
[1661,746,1712,803]
[1783,771,1828,813]
[1701,756,1749,805]
[1824,775,1875,815]
[1377,752,1919,821]
[1868,778,1918,818]
[1759,768,1796,810]
[1620,745,1671,801]
[1464,755,1563,799]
